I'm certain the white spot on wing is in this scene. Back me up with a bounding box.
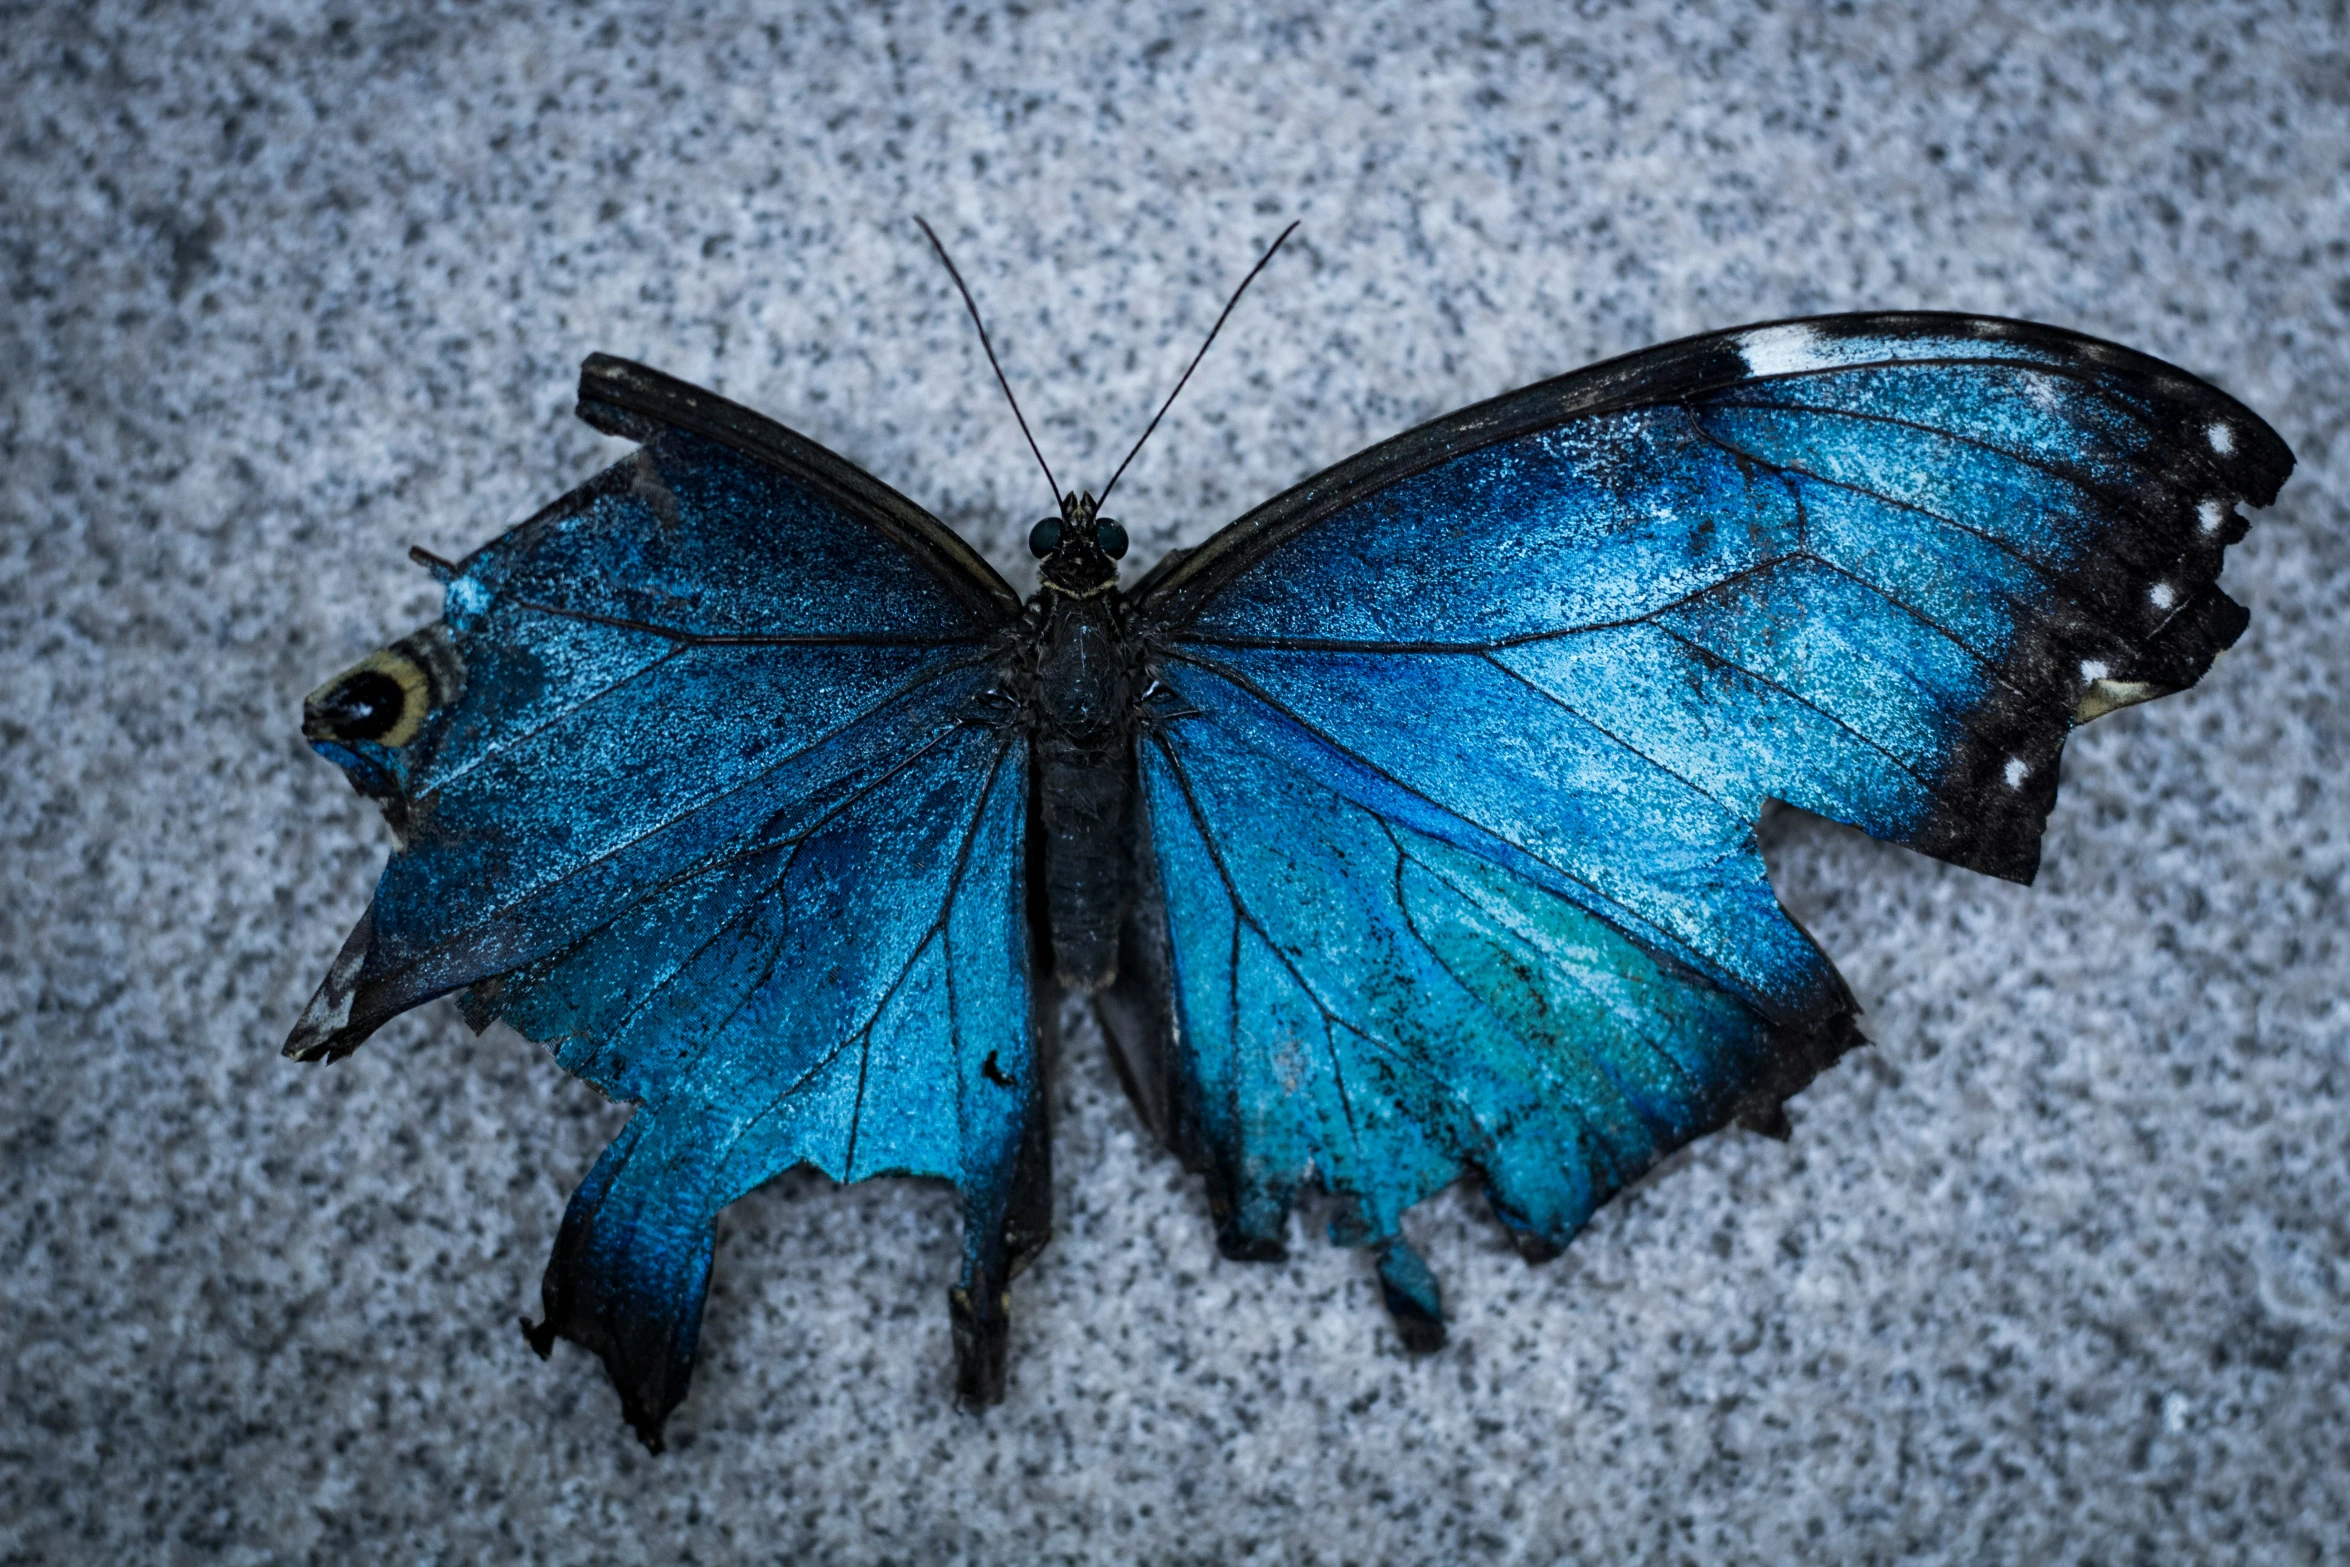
[1737,324,1830,379]
[2206,419,2236,456]
[2003,757,2030,789]
[2198,498,2227,533]
[2150,582,2177,610]
[2080,659,2111,681]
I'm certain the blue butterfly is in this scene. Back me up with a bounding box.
[288,232,2291,1451]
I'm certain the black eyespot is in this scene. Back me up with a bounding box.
[1094,519,1128,559]
[1028,517,1063,557]
[320,670,410,742]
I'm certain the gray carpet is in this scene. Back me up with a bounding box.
[4,4,2345,1563]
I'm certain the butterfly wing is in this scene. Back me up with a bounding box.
[1109,313,2292,1343]
[289,358,1046,1447]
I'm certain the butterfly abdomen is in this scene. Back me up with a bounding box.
[1026,588,1142,991]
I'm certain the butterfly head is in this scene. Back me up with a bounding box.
[1030,489,1127,595]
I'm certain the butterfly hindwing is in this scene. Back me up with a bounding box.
[515,719,1046,1448]
[1117,669,1843,1342]
[289,360,1045,1447]
[1115,313,2289,1342]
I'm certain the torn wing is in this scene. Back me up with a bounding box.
[288,359,1045,1447]
[1104,314,2291,1345]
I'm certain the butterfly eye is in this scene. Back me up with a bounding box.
[1028,518,1063,557]
[1094,519,1128,559]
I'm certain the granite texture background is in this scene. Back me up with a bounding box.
[4,2,2346,1563]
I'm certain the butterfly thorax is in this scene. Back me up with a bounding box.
[1019,491,1142,992]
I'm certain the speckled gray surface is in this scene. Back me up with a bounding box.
[4,3,2346,1563]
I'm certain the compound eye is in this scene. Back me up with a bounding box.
[1094,518,1128,559]
[1028,517,1064,557]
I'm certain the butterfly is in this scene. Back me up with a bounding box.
[287,226,2292,1452]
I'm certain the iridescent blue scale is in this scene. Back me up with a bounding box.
[290,313,2290,1447]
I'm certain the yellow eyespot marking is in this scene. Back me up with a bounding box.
[302,625,464,749]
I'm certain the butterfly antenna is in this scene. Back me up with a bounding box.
[1097,220,1300,509]
[915,215,1061,507]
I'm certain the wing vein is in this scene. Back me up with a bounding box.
[1691,419,2134,621]
[380,654,988,988]
[509,596,991,648]
[1654,564,2052,768]
[1475,650,1747,820]
[1161,647,1740,999]
[1154,734,1590,1155]
[417,642,691,800]
[1372,819,1625,1171]
[1380,818,1706,1142]
[1640,621,1942,793]
[556,718,979,1083]
[654,731,1014,1204]
[773,733,1016,1184]
[1150,734,1372,1141]
[1162,555,1801,654]
[1719,371,2239,494]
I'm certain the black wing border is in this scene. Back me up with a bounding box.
[578,354,1024,627]
[1130,310,2293,625]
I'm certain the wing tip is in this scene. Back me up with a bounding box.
[282,907,383,1063]
[1733,1006,1869,1140]
[520,1312,675,1453]
[949,1283,1013,1407]
[575,353,666,445]
[1374,1240,1448,1353]
[1907,573,2250,888]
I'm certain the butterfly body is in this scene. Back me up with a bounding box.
[1017,503,1148,993]
[290,315,2291,1450]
